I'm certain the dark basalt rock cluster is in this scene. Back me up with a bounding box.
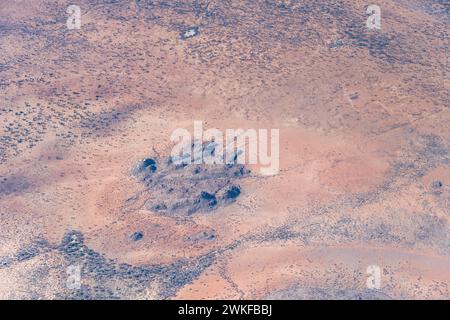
[130,231,144,241]
[134,158,157,174]
[432,180,443,189]
[131,143,250,217]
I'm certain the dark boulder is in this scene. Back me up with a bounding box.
[432,180,443,189]
[142,158,157,172]
[130,232,144,241]
[200,191,217,208]
[225,186,241,199]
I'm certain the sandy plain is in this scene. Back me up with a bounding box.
[0,0,449,299]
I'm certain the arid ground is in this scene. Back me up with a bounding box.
[0,0,449,299]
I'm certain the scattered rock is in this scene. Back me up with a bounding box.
[432,180,443,189]
[133,158,157,175]
[130,231,144,241]
[224,186,241,200]
[142,158,157,172]
[200,191,218,208]
[349,92,359,100]
[185,230,217,243]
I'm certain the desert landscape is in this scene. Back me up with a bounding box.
[0,0,449,299]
